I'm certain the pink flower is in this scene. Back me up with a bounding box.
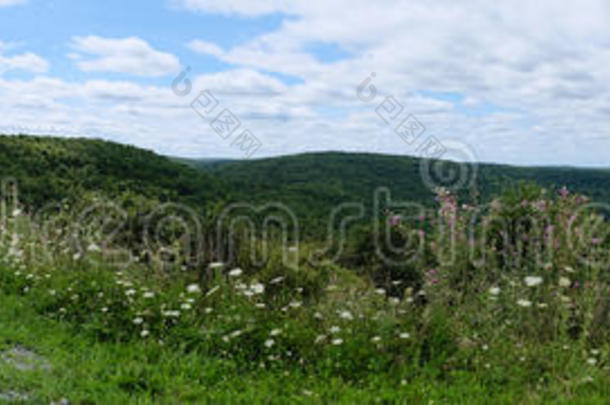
[389,215,402,227]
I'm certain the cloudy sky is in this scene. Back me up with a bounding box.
[0,0,609,166]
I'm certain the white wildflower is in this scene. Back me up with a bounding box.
[559,277,571,288]
[264,339,275,348]
[331,338,343,346]
[399,332,410,339]
[489,287,501,295]
[524,276,543,287]
[143,291,155,299]
[87,243,101,252]
[314,335,326,344]
[162,310,181,318]
[517,299,532,308]
[329,326,341,334]
[270,329,282,337]
[228,268,243,277]
[270,276,285,284]
[339,310,354,321]
[180,303,192,310]
[186,284,201,294]
[250,283,265,295]
[140,330,150,338]
[371,336,381,343]
[133,317,144,325]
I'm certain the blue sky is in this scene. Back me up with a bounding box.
[0,0,609,166]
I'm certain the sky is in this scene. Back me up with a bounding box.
[0,0,609,166]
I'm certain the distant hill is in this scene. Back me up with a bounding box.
[2,136,608,234]
[187,152,610,229]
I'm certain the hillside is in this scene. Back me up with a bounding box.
[0,135,228,210]
[189,152,610,227]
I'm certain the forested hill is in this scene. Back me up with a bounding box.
[188,151,610,217]
[2,136,609,227]
[0,135,227,210]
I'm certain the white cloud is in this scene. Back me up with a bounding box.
[1,1,610,165]
[178,0,610,165]
[187,40,224,58]
[0,0,27,7]
[172,0,294,16]
[71,36,181,77]
[0,42,48,74]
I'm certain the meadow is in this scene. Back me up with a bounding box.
[0,179,608,402]
[0,137,608,403]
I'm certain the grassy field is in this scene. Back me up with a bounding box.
[0,137,608,403]
[0,293,608,404]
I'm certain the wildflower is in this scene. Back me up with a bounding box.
[269,276,285,284]
[264,339,275,348]
[314,312,323,319]
[517,299,532,308]
[140,330,150,338]
[204,307,213,314]
[101,307,108,313]
[389,297,400,305]
[125,288,137,296]
[482,344,489,351]
[329,326,341,334]
[314,335,326,344]
[339,310,354,321]
[524,276,543,287]
[489,287,501,295]
[289,301,302,308]
[133,317,144,325]
[399,332,410,339]
[209,262,224,269]
[230,330,243,339]
[587,358,597,366]
[49,289,56,296]
[228,268,243,277]
[389,215,402,227]
[186,284,201,294]
[375,288,386,296]
[180,303,192,310]
[87,243,101,252]
[559,277,571,288]
[371,336,381,343]
[143,291,155,299]
[332,338,343,346]
[270,329,282,336]
[162,310,180,318]
[250,283,265,295]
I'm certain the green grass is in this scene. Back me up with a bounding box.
[0,292,607,404]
